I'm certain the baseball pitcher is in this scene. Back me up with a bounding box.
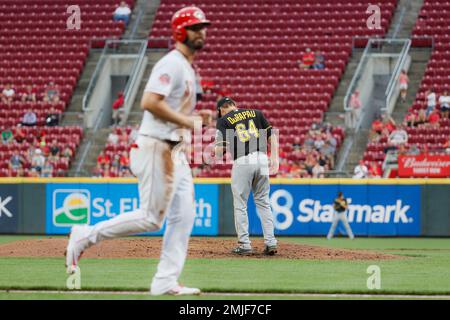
[327,191,355,240]
[215,97,278,256]
[65,6,212,296]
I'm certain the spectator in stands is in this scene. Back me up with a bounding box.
[320,141,335,169]
[304,154,316,176]
[370,116,384,139]
[382,113,397,133]
[31,148,45,174]
[399,69,409,103]
[118,130,129,146]
[49,139,60,158]
[353,160,368,179]
[407,144,421,155]
[21,109,37,127]
[21,85,37,103]
[314,133,325,151]
[92,163,104,178]
[387,124,408,149]
[14,125,25,144]
[312,162,325,178]
[112,92,124,127]
[119,151,130,172]
[41,160,53,178]
[439,89,450,119]
[325,132,337,150]
[111,154,120,171]
[298,48,315,69]
[415,109,427,127]
[43,81,60,104]
[61,146,73,160]
[428,110,440,128]
[368,162,382,178]
[312,51,325,70]
[113,1,132,26]
[1,128,13,144]
[405,112,417,128]
[45,107,60,126]
[107,130,119,145]
[2,83,15,105]
[28,168,39,178]
[277,158,291,177]
[103,163,114,178]
[304,132,315,149]
[9,151,24,171]
[292,137,302,151]
[348,90,362,129]
[425,88,437,118]
[39,138,50,157]
[97,151,111,167]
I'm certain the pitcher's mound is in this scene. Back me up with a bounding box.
[0,237,401,260]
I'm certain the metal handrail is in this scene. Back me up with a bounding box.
[121,40,147,117]
[126,3,144,40]
[343,38,373,112]
[83,39,147,113]
[82,43,110,112]
[384,39,411,107]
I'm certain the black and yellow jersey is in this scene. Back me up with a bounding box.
[215,109,272,160]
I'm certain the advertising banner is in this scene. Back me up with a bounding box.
[0,184,19,233]
[398,154,450,177]
[247,184,421,236]
[46,183,219,235]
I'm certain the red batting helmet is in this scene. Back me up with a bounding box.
[171,6,210,42]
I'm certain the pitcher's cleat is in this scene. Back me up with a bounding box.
[231,246,253,255]
[263,245,277,256]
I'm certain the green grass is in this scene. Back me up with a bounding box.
[0,236,449,299]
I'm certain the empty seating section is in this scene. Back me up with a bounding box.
[0,0,134,177]
[363,0,450,175]
[147,0,397,177]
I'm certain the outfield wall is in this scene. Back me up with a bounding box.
[0,178,449,236]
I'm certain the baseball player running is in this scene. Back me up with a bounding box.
[327,191,355,240]
[214,97,279,255]
[65,6,212,296]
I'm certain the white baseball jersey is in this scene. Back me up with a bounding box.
[140,49,196,141]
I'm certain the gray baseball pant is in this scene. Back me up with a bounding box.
[230,152,277,249]
[327,211,354,239]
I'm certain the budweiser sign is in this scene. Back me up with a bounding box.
[398,154,450,177]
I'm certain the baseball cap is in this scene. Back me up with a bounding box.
[216,97,236,110]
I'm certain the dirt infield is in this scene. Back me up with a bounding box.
[0,238,401,260]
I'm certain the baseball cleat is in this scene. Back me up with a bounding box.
[155,285,201,296]
[263,245,277,256]
[231,246,253,255]
[65,225,90,274]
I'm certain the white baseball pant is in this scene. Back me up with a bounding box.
[83,135,196,295]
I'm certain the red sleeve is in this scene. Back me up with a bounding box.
[112,97,124,109]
